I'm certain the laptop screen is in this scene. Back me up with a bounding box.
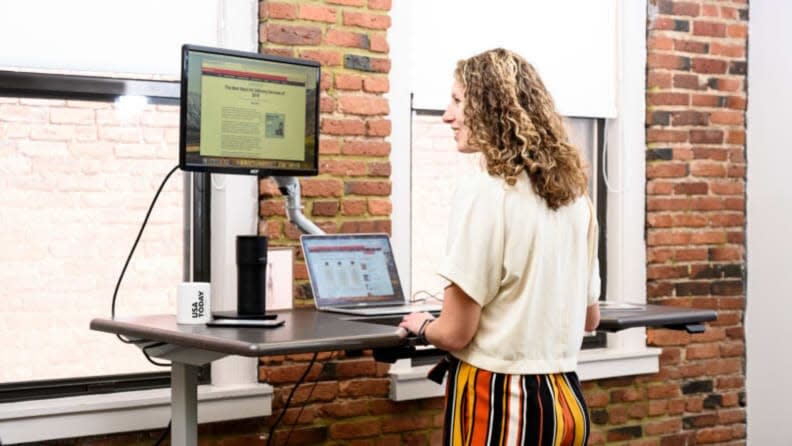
[301,233,405,308]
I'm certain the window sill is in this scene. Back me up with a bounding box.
[0,382,273,444]
[388,346,660,401]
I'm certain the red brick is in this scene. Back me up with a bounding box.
[318,400,369,418]
[339,95,389,115]
[335,74,363,90]
[322,118,366,136]
[327,0,365,5]
[692,58,729,74]
[727,23,748,39]
[673,73,703,90]
[300,178,343,197]
[649,71,673,89]
[647,92,690,106]
[334,358,378,378]
[265,2,297,19]
[369,58,391,73]
[320,137,341,155]
[260,200,286,217]
[648,36,673,51]
[342,140,390,156]
[299,4,337,23]
[381,414,433,433]
[368,199,391,216]
[320,159,367,176]
[710,42,745,58]
[710,111,744,125]
[367,161,391,177]
[325,30,367,48]
[311,200,340,217]
[690,162,726,177]
[368,0,392,10]
[346,180,391,196]
[693,21,727,37]
[646,163,688,178]
[366,119,391,136]
[343,11,391,30]
[320,96,336,113]
[690,129,724,144]
[342,199,367,216]
[671,111,709,126]
[300,49,343,66]
[692,94,723,107]
[648,54,690,70]
[338,378,390,397]
[675,39,708,54]
[364,77,389,93]
[266,24,322,46]
[370,34,389,53]
[647,129,689,143]
[329,420,382,439]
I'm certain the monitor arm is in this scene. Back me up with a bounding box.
[272,176,325,235]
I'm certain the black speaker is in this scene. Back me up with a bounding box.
[236,235,267,316]
[213,235,276,320]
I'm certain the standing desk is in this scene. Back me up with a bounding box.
[90,304,716,446]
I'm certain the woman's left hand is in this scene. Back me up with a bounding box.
[399,312,434,336]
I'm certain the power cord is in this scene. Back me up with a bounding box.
[106,165,179,446]
[153,420,171,446]
[110,164,179,365]
[411,289,443,303]
[282,351,338,445]
[266,351,320,446]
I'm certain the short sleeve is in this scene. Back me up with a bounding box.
[436,175,505,307]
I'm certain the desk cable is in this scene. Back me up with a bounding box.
[110,165,179,366]
[266,351,333,446]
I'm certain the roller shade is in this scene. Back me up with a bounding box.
[406,0,617,118]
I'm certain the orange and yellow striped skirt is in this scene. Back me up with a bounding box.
[442,359,590,446]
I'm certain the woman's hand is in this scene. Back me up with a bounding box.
[399,312,434,337]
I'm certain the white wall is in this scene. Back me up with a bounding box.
[746,2,792,443]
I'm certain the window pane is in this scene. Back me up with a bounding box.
[0,97,183,383]
[409,112,597,296]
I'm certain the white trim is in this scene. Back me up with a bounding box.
[388,347,661,401]
[0,383,272,444]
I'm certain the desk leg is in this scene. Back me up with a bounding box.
[171,362,198,446]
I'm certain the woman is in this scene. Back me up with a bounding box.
[400,48,601,446]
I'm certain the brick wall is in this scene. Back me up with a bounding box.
[583,1,748,444]
[254,1,449,445]
[258,0,394,308]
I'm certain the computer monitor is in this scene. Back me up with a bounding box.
[179,44,320,176]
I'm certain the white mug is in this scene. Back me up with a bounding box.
[177,282,212,324]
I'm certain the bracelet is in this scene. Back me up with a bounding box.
[417,317,435,345]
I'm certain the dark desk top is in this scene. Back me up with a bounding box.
[90,309,404,357]
[90,304,717,358]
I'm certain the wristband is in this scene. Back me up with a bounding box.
[417,317,435,345]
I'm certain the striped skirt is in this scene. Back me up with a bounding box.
[442,359,589,446]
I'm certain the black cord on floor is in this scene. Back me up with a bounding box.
[266,352,319,446]
[153,420,171,446]
[282,352,336,445]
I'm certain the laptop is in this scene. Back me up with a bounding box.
[301,233,442,316]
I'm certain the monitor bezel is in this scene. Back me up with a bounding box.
[178,44,321,177]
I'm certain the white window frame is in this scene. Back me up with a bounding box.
[0,2,277,444]
[388,0,658,399]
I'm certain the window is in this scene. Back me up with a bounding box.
[0,71,193,402]
[408,111,607,349]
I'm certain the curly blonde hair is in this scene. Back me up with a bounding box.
[456,48,588,210]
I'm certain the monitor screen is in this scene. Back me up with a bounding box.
[179,44,320,176]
